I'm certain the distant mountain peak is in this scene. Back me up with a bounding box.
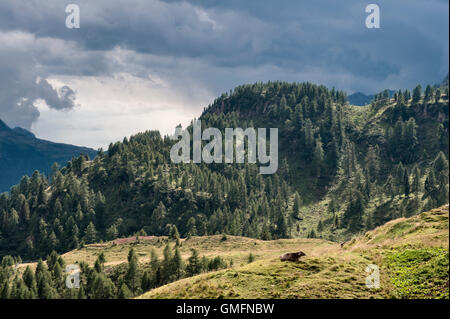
[13,126,36,138]
[0,119,11,131]
[0,117,97,192]
[348,90,395,106]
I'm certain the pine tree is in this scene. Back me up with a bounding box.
[412,85,422,103]
[141,270,152,291]
[150,202,167,235]
[435,88,441,103]
[313,136,324,177]
[275,211,288,238]
[169,225,180,241]
[292,192,301,219]
[385,175,395,199]
[83,222,97,244]
[186,249,201,277]
[317,220,323,232]
[51,261,63,290]
[172,247,184,280]
[431,152,449,205]
[433,151,449,185]
[342,191,364,230]
[77,285,86,299]
[404,169,410,197]
[186,217,197,237]
[11,277,30,299]
[424,85,433,102]
[307,229,316,238]
[0,281,11,299]
[332,213,339,229]
[412,166,422,193]
[94,253,106,273]
[9,209,19,228]
[106,224,118,240]
[424,169,437,196]
[125,248,139,294]
[149,248,161,287]
[22,266,37,298]
[19,195,30,222]
[92,273,116,299]
[395,162,405,194]
[35,259,58,299]
[118,283,132,299]
[161,244,173,284]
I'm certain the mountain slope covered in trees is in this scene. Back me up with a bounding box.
[0,81,448,261]
[0,119,97,192]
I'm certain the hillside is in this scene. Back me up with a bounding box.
[32,236,335,272]
[3,205,448,299]
[0,119,97,192]
[137,205,448,299]
[0,81,448,261]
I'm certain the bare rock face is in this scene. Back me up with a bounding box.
[279,251,306,262]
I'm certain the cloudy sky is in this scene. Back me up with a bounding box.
[0,0,448,149]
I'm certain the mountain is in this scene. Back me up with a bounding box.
[0,81,448,262]
[348,90,395,106]
[347,92,375,106]
[0,119,97,192]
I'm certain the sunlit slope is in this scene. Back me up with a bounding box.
[18,235,334,271]
[138,205,448,299]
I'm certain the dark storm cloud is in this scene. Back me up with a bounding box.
[0,0,446,82]
[0,0,273,63]
[0,0,448,128]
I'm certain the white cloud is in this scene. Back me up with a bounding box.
[32,72,211,148]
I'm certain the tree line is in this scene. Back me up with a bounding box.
[0,238,228,299]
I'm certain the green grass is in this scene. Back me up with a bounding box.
[137,255,393,299]
[384,248,449,299]
[17,205,448,299]
[137,204,448,299]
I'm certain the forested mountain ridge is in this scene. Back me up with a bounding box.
[0,119,97,193]
[0,81,448,260]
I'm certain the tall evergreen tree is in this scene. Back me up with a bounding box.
[125,248,139,294]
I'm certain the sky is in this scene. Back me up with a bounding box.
[0,0,448,149]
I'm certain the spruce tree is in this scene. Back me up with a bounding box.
[84,222,97,244]
[118,283,132,299]
[404,169,410,197]
[412,166,422,193]
[169,225,180,241]
[292,192,302,219]
[141,270,152,291]
[186,249,201,277]
[22,266,37,298]
[77,285,86,299]
[412,85,422,103]
[125,248,139,294]
[172,247,184,280]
